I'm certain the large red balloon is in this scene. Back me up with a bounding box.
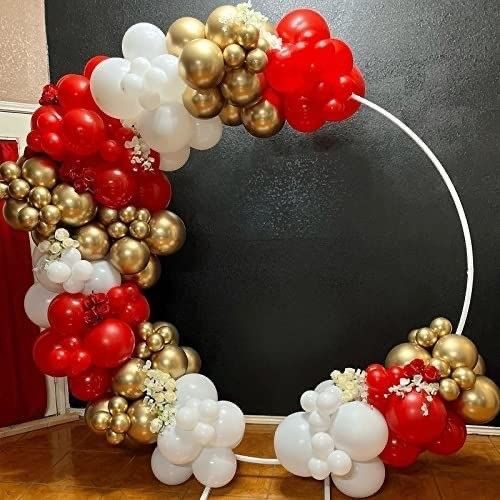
[83,319,135,368]
[133,170,172,212]
[32,329,71,377]
[57,74,96,110]
[31,105,62,130]
[93,167,136,209]
[69,366,111,401]
[277,9,330,44]
[62,108,106,156]
[380,430,421,468]
[48,293,87,337]
[285,94,325,132]
[427,412,467,455]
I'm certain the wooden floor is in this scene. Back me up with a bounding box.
[0,420,498,499]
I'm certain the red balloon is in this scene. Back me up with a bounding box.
[37,110,62,132]
[341,65,365,118]
[387,366,405,386]
[366,364,390,391]
[380,430,421,468]
[285,94,325,132]
[27,130,42,151]
[69,366,111,401]
[83,55,108,79]
[48,293,87,337]
[62,108,106,156]
[385,391,447,446]
[311,39,336,75]
[99,139,122,162]
[31,105,62,130]
[114,126,135,144]
[324,38,354,79]
[107,283,141,310]
[119,294,150,329]
[68,349,93,377]
[266,45,306,95]
[32,329,71,377]
[277,9,330,44]
[107,283,149,328]
[367,389,389,413]
[428,412,467,455]
[41,132,65,159]
[57,74,96,110]
[84,319,135,368]
[93,167,136,208]
[132,170,172,212]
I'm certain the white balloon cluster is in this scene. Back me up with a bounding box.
[274,380,389,498]
[152,373,245,489]
[90,23,223,172]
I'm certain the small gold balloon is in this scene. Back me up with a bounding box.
[432,334,478,369]
[135,208,151,223]
[246,48,268,73]
[119,206,137,224]
[182,346,202,373]
[138,321,154,340]
[439,378,461,401]
[166,16,206,57]
[110,413,131,434]
[151,345,188,379]
[146,332,165,352]
[205,5,239,49]
[257,37,270,52]
[110,237,150,275]
[75,223,110,261]
[106,429,125,446]
[2,199,28,230]
[0,161,21,182]
[98,207,119,226]
[125,255,161,289]
[108,396,129,415]
[220,102,242,126]
[452,375,500,424]
[451,366,476,390]
[135,341,152,359]
[385,342,432,368]
[223,43,246,68]
[39,206,60,228]
[237,23,260,50]
[146,211,186,256]
[429,357,451,378]
[407,329,418,343]
[415,327,438,348]
[51,184,97,226]
[36,221,56,238]
[90,411,111,432]
[84,397,111,432]
[108,221,129,239]
[28,186,52,208]
[129,220,150,240]
[221,68,262,107]
[183,87,224,119]
[178,38,225,90]
[473,354,486,375]
[21,156,57,188]
[242,98,285,138]
[127,399,159,444]
[0,182,8,199]
[430,317,453,337]
[18,206,39,230]
[8,178,31,200]
[112,358,146,400]
[155,322,179,345]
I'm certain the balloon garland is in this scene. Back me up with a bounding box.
[0,2,498,499]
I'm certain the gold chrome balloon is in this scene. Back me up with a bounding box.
[385,342,432,368]
[146,211,186,256]
[98,207,119,226]
[125,254,161,289]
[183,87,224,119]
[91,411,111,432]
[407,329,418,343]
[108,396,128,415]
[28,186,51,208]
[242,98,285,138]
[129,220,150,240]
[415,327,438,348]
[3,199,28,230]
[112,358,146,400]
[205,5,238,49]
[110,237,150,275]
[166,16,206,57]
[429,357,451,378]
[136,341,152,359]
[110,413,131,434]
[127,399,159,444]
[439,378,461,402]
[75,223,110,261]
[432,334,478,369]
[220,102,242,126]
[452,375,500,424]
[179,38,225,90]
[108,221,128,239]
[0,161,21,182]
[237,24,259,50]
[430,317,452,337]
[135,208,151,223]
[473,354,486,375]
[106,429,125,445]
[221,68,262,107]
[8,178,30,200]
[146,332,165,352]
[119,206,137,224]
[151,345,188,379]
[257,37,270,52]
[84,396,111,432]
[51,183,97,226]
[36,221,56,238]
[182,346,202,373]
[18,206,39,230]
[155,322,180,345]
[138,321,154,341]
[246,48,268,73]
[21,156,57,188]
[0,182,8,199]
[223,43,246,68]
[451,366,476,390]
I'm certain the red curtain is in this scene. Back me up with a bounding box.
[0,141,47,427]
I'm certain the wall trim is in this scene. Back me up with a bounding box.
[0,412,80,439]
[0,100,38,114]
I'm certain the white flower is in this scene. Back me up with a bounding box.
[37,240,50,253]
[421,403,429,416]
[54,228,69,241]
[62,238,75,249]
[49,242,62,254]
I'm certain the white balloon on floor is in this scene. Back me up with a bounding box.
[331,458,386,499]
[151,448,193,485]
[192,447,237,488]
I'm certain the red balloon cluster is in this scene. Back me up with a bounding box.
[366,360,467,468]
[264,9,365,133]
[32,283,150,401]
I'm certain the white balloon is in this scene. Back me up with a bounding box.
[316,387,342,415]
[130,57,151,76]
[199,399,219,423]
[63,277,85,294]
[274,412,313,477]
[90,58,142,119]
[24,284,57,328]
[185,398,201,409]
[192,447,237,488]
[176,374,218,406]
[60,247,81,266]
[300,390,318,412]
[211,401,245,449]
[122,23,166,62]
[315,380,333,393]
[176,405,199,431]
[34,258,63,293]
[189,117,223,150]
[82,260,121,295]
[159,147,190,172]
[121,73,144,97]
[308,410,331,432]
[331,458,385,498]
[330,401,388,462]
[71,260,93,281]
[138,91,161,111]
[308,457,330,480]
[327,450,352,476]
[158,427,202,465]
[152,54,185,102]
[144,67,167,92]
[46,261,71,284]
[193,422,216,446]
[151,447,192,485]
[311,432,334,460]
[135,103,193,153]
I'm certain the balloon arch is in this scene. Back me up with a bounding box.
[1,3,498,499]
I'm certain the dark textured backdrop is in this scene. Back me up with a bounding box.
[46,0,499,421]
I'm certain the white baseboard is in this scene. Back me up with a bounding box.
[0,412,80,439]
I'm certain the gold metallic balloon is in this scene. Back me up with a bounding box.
[220,102,242,126]
[21,156,57,188]
[151,345,188,379]
[129,220,150,240]
[205,5,238,49]
[452,375,500,424]
[429,357,451,378]
[135,208,151,223]
[119,206,137,224]
[138,321,154,340]
[178,38,225,90]
[439,378,461,402]
[8,178,30,200]
[90,411,111,432]
[223,43,246,68]
[98,207,119,226]
[110,237,150,275]
[432,334,478,369]
[407,329,418,344]
[385,342,432,368]
[110,413,131,434]
[246,48,268,73]
[146,211,186,256]
[0,182,8,199]
[429,317,453,337]
[146,332,165,352]
[3,199,28,230]
[155,322,179,345]
[415,327,438,348]
[237,23,259,50]
[451,366,476,390]
[18,206,39,230]
[183,87,224,119]
[108,396,128,415]
[75,223,110,261]
[51,183,97,226]
[473,354,486,375]
[0,161,21,182]
[28,186,51,208]
[257,37,270,52]
[135,341,152,359]
[108,221,129,239]
[125,255,161,289]
[112,358,146,400]
[182,346,202,373]
[221,68,262,107]
[127,399,159,444]
[106,429,125,445]
[166,16,206,57]
[84,397,111,432]
[36,221,56,238]
[242,98,285,138]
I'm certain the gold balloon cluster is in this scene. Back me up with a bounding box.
[169,6,285,137]
[0,157,96,239]
[385,317,499,424]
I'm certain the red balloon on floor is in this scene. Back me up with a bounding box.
[428,412,467,455]
[380,430,421,468]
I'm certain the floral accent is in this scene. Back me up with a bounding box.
[387,373,439,400]
[39,83,58,105]
[261,30,282,50]
[330,368,368,403]
[83,293,110,326]
[420,403,429,416]
[34,232,80,271]
[124,134,156,172]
